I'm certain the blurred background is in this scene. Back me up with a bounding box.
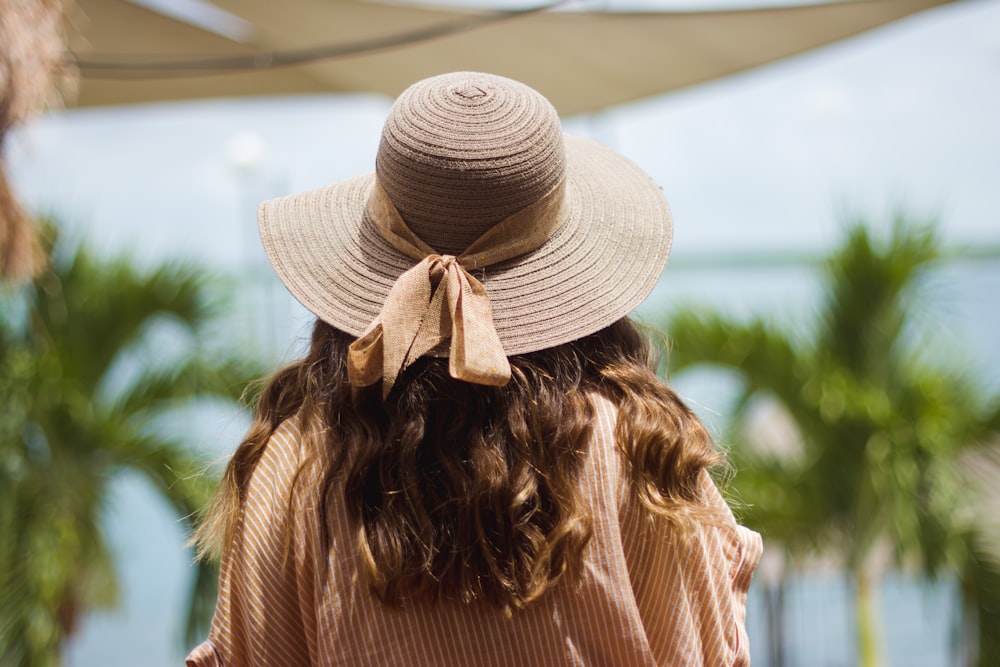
[1,0,998,665]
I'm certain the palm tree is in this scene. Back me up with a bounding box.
[0,226,262,666]
[661,218,1000,667]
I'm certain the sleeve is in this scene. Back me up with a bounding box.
[623,470,763,667]
[186,419,319,667]
[699,472,764,666]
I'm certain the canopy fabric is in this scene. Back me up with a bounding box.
[71,0,954,115]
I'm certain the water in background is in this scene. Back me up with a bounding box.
[65,256,999,666]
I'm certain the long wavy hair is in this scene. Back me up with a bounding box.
[194,317,723,612]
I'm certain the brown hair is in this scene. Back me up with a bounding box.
[194,317,723,612]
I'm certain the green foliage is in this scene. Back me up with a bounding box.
[0,227,263,666]
[662,217,1000,667]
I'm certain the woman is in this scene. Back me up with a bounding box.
[188,72,761,666]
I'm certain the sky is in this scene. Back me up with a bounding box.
[5,0,1000,664]
[10,0,1000,269]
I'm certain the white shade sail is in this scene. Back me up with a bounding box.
[71,0,954,115]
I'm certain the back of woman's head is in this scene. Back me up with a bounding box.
[201,73,718,613]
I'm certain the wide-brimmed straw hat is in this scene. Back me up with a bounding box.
[259,72,672,395]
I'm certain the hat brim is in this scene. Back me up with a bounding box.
[258,134,672,356]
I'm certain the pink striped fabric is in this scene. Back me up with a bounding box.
[187,395,762,666]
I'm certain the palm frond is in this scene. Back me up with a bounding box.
[31,244,213,393]
[112,354,262,420]
[818,217,939,380]
[665,311,809,410]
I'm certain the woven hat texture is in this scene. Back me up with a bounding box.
[259,71,673,358]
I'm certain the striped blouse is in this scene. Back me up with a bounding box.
[187,394,762,666]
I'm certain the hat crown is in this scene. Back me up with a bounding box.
[375,72,567,255]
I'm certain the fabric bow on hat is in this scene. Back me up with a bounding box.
[348,180,566,397]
